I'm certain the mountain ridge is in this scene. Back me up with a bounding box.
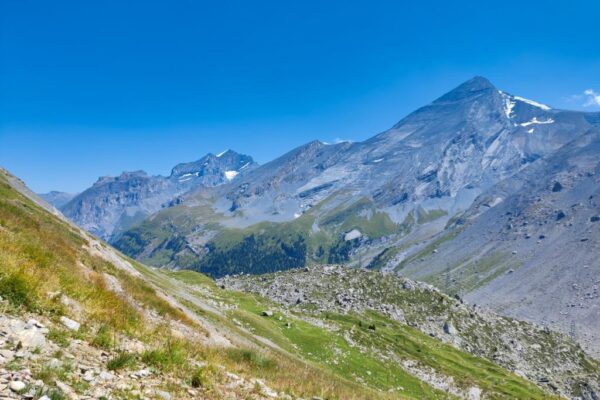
[40,76,600,360]
[56,150,257,240]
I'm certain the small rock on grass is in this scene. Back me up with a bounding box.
[59,316,81,331]
[9,380,26,392]
[156,390,172,400]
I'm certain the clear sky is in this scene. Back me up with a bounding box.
[1,0,600,193]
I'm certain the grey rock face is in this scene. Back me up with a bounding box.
[59,151,257,240]
[400,128,600,357]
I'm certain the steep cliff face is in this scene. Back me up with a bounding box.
[60,151,257,240]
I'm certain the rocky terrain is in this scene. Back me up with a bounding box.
[219,265,600,399]
[394,128,600,357]
[26,76,600,397]
[0,169,372,400]
[0,306,285,400]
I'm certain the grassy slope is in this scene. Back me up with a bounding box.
[165,270,559,399]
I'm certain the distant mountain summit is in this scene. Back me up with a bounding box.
[58,150,257,240]
[170,150,255,183]
[39,190,77,208]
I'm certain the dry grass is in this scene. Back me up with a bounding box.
[206,346,398,400]
[0,174,198,334]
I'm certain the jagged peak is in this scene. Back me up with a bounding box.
[93,170,148,186]
[170,150,255,177]
[216,149,233,157]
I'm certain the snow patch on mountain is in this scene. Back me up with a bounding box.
[520,117,555,127]
[499,91,516,118]
[225,170,239,181]
[513,95,551,111]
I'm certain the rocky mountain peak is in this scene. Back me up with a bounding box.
[434,76,497,103]
[92,170,149,187]
[169,150,255,179]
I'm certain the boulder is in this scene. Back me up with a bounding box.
[467,386,482,400]
[443,321,457,335]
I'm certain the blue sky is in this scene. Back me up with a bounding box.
[1,0,599,193]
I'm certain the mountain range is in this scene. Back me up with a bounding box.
[43,76,600,358]
[54,150,256,240]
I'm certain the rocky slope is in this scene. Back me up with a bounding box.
[394,127,600,357]
[219,265,600,399]
[60,150,256,241]
[217,76,594,224]
[0,312,285,400]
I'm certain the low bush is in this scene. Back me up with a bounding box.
[106,352,137,371]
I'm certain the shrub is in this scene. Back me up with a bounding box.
[0,273,37,310]
[47,328,70,348]
[106,352,136,371]
[190,365,218,389]
[92,325,113,350]
[141,340,188,371]
[37,361,71,384]
[225,348,276,371]
[47,390,66,400]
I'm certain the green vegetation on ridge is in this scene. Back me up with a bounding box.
[114,196,411,277]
